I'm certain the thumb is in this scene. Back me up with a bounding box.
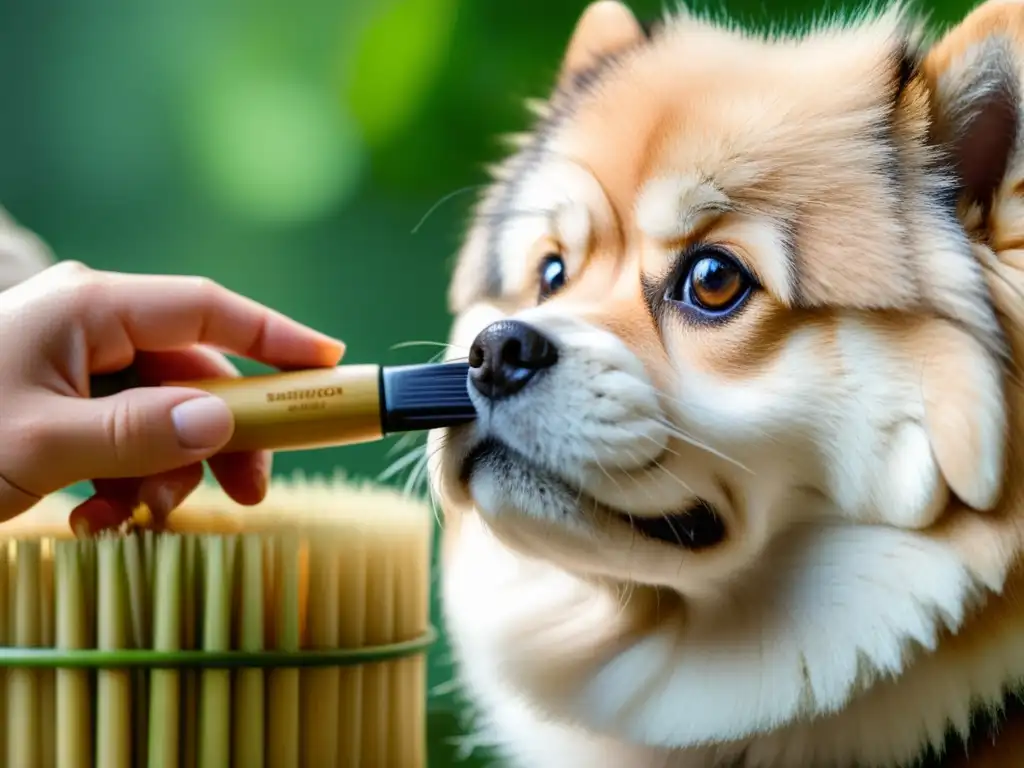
[41,389,234,492]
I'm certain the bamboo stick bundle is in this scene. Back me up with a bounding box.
[0,472,435,768]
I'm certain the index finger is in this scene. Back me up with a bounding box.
[84,270,345,371]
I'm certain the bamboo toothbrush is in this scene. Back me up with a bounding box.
[88,359,476,454]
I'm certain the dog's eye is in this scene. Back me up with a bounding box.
[666,248,752,316]
[538,253,566,300]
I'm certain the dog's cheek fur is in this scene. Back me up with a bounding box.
[661,306,951,532]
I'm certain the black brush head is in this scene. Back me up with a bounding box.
[379,361,477,434]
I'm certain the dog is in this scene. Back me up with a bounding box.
[428,1,1024,765]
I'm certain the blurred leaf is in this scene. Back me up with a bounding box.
[188,68,365,226]
[345,0,458,147]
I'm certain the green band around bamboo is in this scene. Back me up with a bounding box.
[0,626,437,669]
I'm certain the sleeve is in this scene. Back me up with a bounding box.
[0,208,54,292]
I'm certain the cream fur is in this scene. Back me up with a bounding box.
[431,1,1024,766]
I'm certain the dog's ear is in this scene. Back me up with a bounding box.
[871,321,1005,529]
[0,209,53,293]
[922,1,1021,208]
[921,322,1007,514]
[890,3,1023,517]
[558,1,646,89]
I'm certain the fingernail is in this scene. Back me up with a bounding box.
[322,339,345,364]
[171,396,233,450]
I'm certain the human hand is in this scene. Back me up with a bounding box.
[0,261,345,532]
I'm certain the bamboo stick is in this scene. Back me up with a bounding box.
[231,534,264,768]
[267,533,301,768]
[198,536,231,768]
[9,541,42,768]
[95,537,130,768]
[301,535,341,767]
[56,541,91,768]
[147,535,182,768]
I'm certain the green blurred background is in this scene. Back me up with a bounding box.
[0,0,972,763]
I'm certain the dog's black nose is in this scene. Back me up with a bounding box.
[468,320,559,400]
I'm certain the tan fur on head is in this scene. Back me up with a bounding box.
[431,1,1024,765]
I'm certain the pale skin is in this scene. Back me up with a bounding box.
[0,261,346,533]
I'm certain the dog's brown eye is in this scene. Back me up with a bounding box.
[666,247,753,318]
[538,253,566,300]
[690,256,743,310]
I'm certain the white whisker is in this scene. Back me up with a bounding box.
[411,183,488,235]
[378,441,427,483]
[654,418,753,474]
[390,339,470,354]
[648,455,696,496]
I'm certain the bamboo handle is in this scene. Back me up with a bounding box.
[88,364,385,454]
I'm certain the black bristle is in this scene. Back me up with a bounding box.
[379,362,477,434]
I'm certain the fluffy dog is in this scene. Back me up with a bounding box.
[430,1,1024,765]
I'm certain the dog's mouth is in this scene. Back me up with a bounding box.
[618,500,725,550]
[460,439,726,551]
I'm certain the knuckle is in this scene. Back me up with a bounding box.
[52,259,92,283]
[54,262,105,307]
[181,275,227,319]
[187,275,221,301]
[67,284,106,320]
[73,276,105,305]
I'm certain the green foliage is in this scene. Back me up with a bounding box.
[189,68,365,224]
[345,0,459,148]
